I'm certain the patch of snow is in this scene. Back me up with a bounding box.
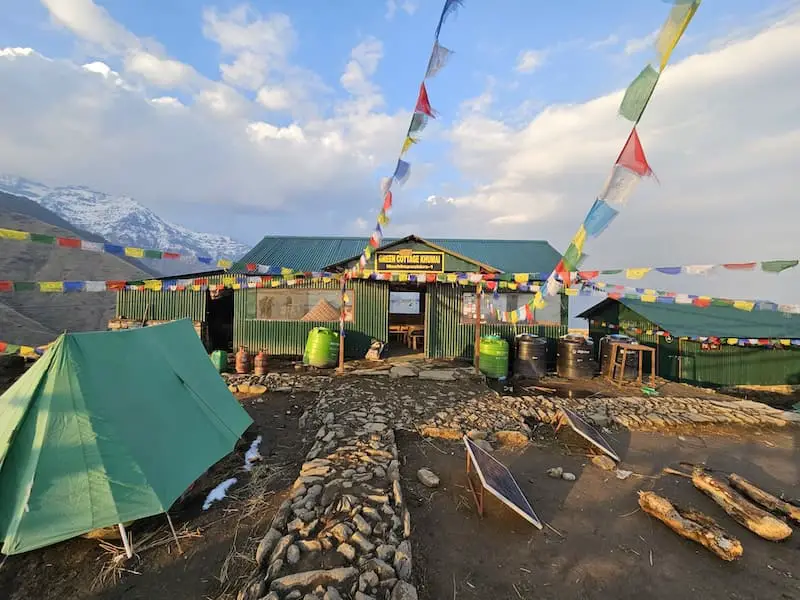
[244,435,262,471]
[202,477,237,510]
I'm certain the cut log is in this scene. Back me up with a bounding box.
[638,491,743,561]
[728,473,800,525]
[691,470,792,541]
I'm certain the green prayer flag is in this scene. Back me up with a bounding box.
[29,233,56,245]
[600,269,622,275]
[761,260,799,273]
[144,249,163,259]
[4,344,20,354]
[562,243,581,270]
[619,65,659,122]
[12,282,35,292]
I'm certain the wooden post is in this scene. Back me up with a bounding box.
[337,276,346,374]
[473,282,482,374]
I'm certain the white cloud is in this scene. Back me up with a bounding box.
[340,37,385,113]
[41,0,138,52]
[385,0,417,20]
[515,49,546,73]
[150,96,185,108]
[124,50,194,87]
[588,34,620,50]
[0,47,34,58]
[256,86,292,111]
[624,30,658,55]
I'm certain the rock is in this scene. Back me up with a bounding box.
[270,568,359,594]
[286,544,301,565]
[364,422,388,433]
[494,430,529,447]
[394,541,412,581]
[237,574,266,600]
[324,588,343,600]
[270,534,295,564]
[547,467,563,479]
[466,429,488,441]
[248,383,267,395]
[420,426,462,440]
[321,481,344,507]
[364,558,396,580]
[285,593,301,600]
[562,472,576,482]
[264,593,280,600]
[418,369,457,381]
[416,468,440,488]
[353,513,372,536]
[591,455,617,471]
[615,469,633,480]
[228,384,238,393]
[297,540,322,553]
[351,531,376,553]
[256,528,282,567]
[330,523,353,543]
[389,366,417,378]
[266,558,283,581]
[474,439,493,453]
[355,594,376,600]
[376,544,396,562]
[390,581,419,600]
[272,500,293,531]
[288,518,304,533]
[337,542,356,561]
[298,411,309,429]
[360,570,380,590]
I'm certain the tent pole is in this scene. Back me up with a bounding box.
[165,512,184,554]
[118,523,133,559]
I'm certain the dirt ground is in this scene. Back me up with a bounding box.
[0,389,315,600]
[398,425,800,600]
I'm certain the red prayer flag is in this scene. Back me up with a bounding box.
[194,278,208,286]
[486,281,497,291]
[578,270,599,280]
[554,259,571,286]
[415,83,436,118]
[0,281,12,292]
[106,280,126,290]
[722,262,756,271]
[616,127,652,176]
[426,273,437,283]
[608,292,622,300]
[524,304,533,322]
[57,237,81,249]
[162,252,180,260]
[382,191,393,211]
[245,263,257,272]
[693,298,711,308]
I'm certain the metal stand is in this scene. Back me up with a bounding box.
[118,523,133,559]
[465,450,485,517]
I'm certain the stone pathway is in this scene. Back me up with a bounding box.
[236,367,799,599]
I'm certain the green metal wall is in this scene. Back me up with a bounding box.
[425,284,569,361]
[233,279,389,358]
[116,290,207,322]
[587,302,800,386]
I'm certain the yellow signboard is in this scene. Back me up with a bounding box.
[375,250,444,273]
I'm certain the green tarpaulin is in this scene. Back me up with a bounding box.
[0,319,252,555]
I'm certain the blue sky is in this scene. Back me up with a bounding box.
[0,0,798,312]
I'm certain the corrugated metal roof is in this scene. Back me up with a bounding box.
[238,235,561,274]
[579,298,800,338]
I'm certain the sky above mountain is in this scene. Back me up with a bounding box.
[0,0,798,306]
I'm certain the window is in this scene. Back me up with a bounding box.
[461,292,561,325]
[390,291,420,314]
[255,289,354,321]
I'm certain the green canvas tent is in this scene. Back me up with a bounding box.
[0,319,253,555]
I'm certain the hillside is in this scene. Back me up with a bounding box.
[0,192,150,345]
[0,175,251,275]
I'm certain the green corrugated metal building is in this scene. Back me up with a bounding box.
[116,235,569,362]
[579,298,800,387]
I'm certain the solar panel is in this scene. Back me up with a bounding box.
[559,407,620,462]
[463,436,542,529]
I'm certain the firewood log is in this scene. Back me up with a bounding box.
[691,470,792,541]
[638,491,743,561]
[728,473,800,525]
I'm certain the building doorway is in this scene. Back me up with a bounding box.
[207,288,234,352]
[387,284,426,356]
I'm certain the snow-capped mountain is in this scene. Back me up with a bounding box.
[0,175,251,271]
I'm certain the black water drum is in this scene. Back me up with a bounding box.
[556,334,596,379]
[599,334,639,378]
[514,334,548,378]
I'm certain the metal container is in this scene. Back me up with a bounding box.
[303,327,340,368]
[210,350,227,373]
[479,335,509,380]
[556,334,596,379]
[514,333,547,378]
[235,346,251,374]
[253,350,269,376]
[598,334,639,378]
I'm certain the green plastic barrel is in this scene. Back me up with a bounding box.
[479,335,509,379]
[304,327,340,368]
[210,350,227,373]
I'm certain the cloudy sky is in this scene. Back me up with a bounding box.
[0,0,798,309]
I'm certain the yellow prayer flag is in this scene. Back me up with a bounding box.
[322,277,331,284]
[564,288,578,296]
[191,285,201,291]
[364,247,373,259]
[733,300,755,312]
[362,270,373,278]
[232,283,241,290]
[780,339,791,346]
[39,281,64,293]
[281,268,293,276]
[626,268,651,280]
[656,1,700,72]
[533,292,546,310]
[0,228,30,241]
[508,283,517,290]
[446,274,457,283]
[222,276,235,286]
[217,259,233,269]
[510,310,518,324]
[124,247,145,258]
[644,289,657,296]
[727,338,738,345]
[144,280,162,291]
[399,273,409,282]
[571,225,587,253]
[641,294,657,303]
[377,211,389,226]
[271,279,281,287]
[512,273,527,284]
[19,346,36,357]
[400,136,418,155]
[499,281,508,289]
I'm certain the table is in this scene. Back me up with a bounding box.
[605,342,656,387]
